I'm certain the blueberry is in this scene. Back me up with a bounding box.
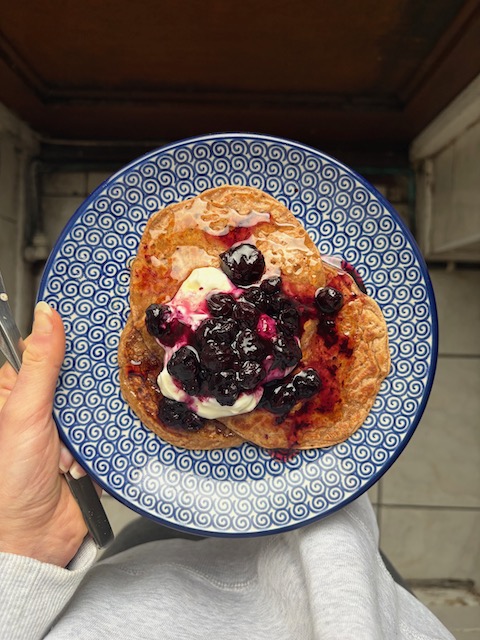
[271,333,302,369]
[199,340,235,372]
[260,276,282,295]
[233,301,260,329]
[261,382,298,414]
[195,318,238,347]
[292,368,322,399]
[158,398,204,432]
[220,243,266,286]
[317,315,337,347]
[233,329,266,362]
[167,346,200,395]
[236,360,265,390]
[278,305,300,336]
[239,287,268,311]
[145,303,170,337]
[208,370,240,406]
[315,287,344,314]
[265,294,294,319]
[206,293,235,317]
[145,304,187,347]
[265,296,282,317]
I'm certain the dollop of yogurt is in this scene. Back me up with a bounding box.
[167,266,234,331]
[156,266,298,419]
[158,366,263,418]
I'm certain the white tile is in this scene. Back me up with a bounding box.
[87,171,114,194]
[429,268,480,356]
[382,357,480,508]
[42,172,87,197]
[380,506,480,584]
[431,143,455,252]
[101,494,139,537]
[42,196,85,245]
[368,483,381,522]
[451,121,480,248]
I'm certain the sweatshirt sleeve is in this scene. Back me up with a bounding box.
[0,537,97,640]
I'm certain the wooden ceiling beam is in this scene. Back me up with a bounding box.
[0,0,478,146]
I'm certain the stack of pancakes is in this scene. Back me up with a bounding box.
[118,186,390,450]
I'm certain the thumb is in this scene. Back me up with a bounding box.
[7,301,65,426]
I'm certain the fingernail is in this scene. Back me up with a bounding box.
[69,461,87,480]
[34,301,53,335]
[59,444,74,474]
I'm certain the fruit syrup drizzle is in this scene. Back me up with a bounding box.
[270,271,357,454]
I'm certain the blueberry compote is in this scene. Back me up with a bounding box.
[315,274,353,348]
[146,243,319,431]
[158,397,204,432]
[259,369,322,415]
[144,243,356,436]
[167,346,200,395]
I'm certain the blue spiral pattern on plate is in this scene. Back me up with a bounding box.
[39,134,437,536]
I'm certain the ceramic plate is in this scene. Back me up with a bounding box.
[38,133,438,536]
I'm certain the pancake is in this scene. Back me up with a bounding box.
[119,185,326,449]
[128,185,326,329]
[118,315,243,449]
[220,263,390,449]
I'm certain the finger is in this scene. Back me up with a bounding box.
[0,332,35,386]
[69,460,88,480]
[59,444,87,480]
[60,459,103,499]
[0,359,18,388]
[0,360,18,412]
[59,443,75,474]
[4,302,65,432]
[0,333,34,410]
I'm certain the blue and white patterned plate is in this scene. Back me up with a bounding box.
[38,133,438,536]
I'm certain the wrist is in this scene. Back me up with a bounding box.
[0,529,85,567]
[0,474,88,567]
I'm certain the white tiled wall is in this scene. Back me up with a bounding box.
[41,171,480,589]
[412,73,480,263]
[380,267,480,586]
[429,121,480,255]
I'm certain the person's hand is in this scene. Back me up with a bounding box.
[0,302,89,567]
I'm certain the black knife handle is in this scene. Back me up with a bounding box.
[64,472,114,548]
